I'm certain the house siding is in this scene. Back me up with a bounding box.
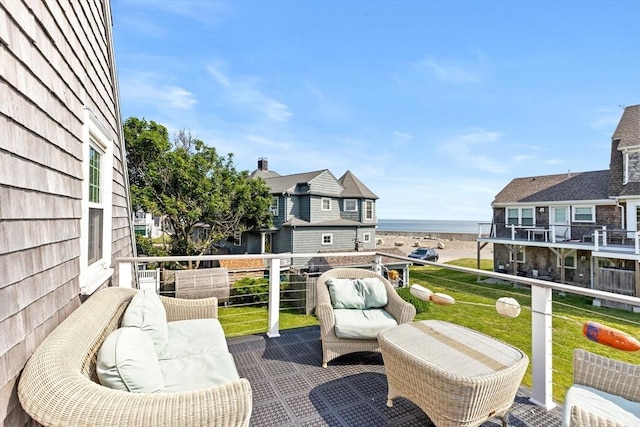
[0,1,133,425]
[310,196,340,222]
[309,171,343,197]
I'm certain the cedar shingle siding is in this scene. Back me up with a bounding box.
[0,1,133,425]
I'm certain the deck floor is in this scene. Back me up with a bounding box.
[227,326,564,426]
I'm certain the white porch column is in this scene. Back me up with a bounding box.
[372,255,383,275]
[260,232,266,254]
[530,284,556,410]
[118,261,134,288]
[267,257,281,338]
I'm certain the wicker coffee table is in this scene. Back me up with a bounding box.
[378,320,528,427]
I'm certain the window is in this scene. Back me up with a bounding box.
[573,206,594,222]
[363,232,371,243]
[509,248,526,263]
[80,108,114,295]
[506,207,534,226]
[344,199,357,212]
[364,200,373,220]
[321,234,333,245]
[270,196,279,216]
[557,253,577,269]
[321,198,331,211]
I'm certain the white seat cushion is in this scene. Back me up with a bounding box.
[97,327,163,393]
[122,289,168,354]
[333,308,397,339]
[161,318,228,359]
[562,384,640,427]
[160,351,240,392]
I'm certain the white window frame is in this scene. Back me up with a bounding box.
[363,232,371,243]
[364,200,373,220]
[270,196,279,216]
[321,197,331,211]
[557,252,577,269]
[321,233,333,245]
[509,247,526,264]
[572,205,595,223]
[233,230,242,246]
[344,199,358,212]
[506,207,535,227]
[80,108,114,295]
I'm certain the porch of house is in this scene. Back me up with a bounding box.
[229,326,565,426]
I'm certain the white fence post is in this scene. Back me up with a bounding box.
[118,261,134,288]
[530,284,556,410]
[267,257,281,338]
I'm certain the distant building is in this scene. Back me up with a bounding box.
[238,158,378,268]
[479,105,640,309]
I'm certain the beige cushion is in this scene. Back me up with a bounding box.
[563,384,640,427]
[122,289,168,354]
[333,308,397,339]
[97,327,163,393]
[160,351,240,392]
[161,318,228,359]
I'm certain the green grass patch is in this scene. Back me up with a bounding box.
[218,306,318,337]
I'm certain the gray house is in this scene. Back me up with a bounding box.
[244,158,378,268]
[479,105,640,308]
[0,1,135,424]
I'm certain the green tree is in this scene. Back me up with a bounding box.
[124,117,273,261]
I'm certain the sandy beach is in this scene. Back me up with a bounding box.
[376,233,493,263]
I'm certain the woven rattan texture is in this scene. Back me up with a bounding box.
[229,326,563,427]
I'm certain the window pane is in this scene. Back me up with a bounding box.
[521,208,534,226]
[345,200,357,211]
[89,147,101,203]
[574,207,593,221]
[506,208,518,225]
[322,198,331,210]
[365,200,373,220]
[88,208,103,265]
[554,208,567,223]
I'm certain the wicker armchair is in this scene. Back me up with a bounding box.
[18,287,252,427]
[566,349,640,427]
[316,268,416,367]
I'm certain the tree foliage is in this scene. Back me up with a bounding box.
[124,117,273,258]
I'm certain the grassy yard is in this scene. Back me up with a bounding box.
[218,258,640,404]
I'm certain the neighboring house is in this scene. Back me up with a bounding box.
[133,209,166,238]
[479,105,640,308]
[246,158,379,268]
[0,1,135,425]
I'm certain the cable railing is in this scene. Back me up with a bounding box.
[114,251,640,411]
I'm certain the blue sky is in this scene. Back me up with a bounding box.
[111,0,640,221]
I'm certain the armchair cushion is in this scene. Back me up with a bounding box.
[326,278,388,309]
[122,289,168,354]
[563,384,640,427]
[333,308,397,339]
[96,327,163,393]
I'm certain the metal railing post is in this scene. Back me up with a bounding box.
[602,226,607,247]
[529,284,556,410]
[267,257,281,338]
[372,255,383,275]
[635,231,639,255]
[118,261,134,288]
[550,224,556,243]
[510,224,516,240]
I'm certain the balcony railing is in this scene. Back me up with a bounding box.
[478,222,640,255]
[115,251,640,411]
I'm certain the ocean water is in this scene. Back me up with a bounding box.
[377,219,485,234]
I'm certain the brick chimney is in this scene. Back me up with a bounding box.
[258,157,268,171]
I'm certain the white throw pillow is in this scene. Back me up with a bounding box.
[122,289,168,354]
[97,327,163,393]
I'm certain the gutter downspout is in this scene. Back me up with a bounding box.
[615,198,625,229]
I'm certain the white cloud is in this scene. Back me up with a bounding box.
[119,72,197,111]
[393,131,413,141]
[422,58,482,84]
[440,129,507,173]
[207,66,293,123]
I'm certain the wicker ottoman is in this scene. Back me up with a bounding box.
[379,320,528,427]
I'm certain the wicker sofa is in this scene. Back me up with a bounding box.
[316,267,416,367]
[564,349,640,427]
[18,287,252,427]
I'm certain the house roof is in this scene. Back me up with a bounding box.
[309,247,410,271]
[609,104,640,197]
[262,170,329,194]
[338,170,379,199]
[493,170,610,204]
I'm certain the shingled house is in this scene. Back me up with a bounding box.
[243,158,379,268]
[478,105,640,308]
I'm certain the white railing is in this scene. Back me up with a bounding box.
[114,252,640,411]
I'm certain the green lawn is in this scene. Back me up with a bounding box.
[218,258,640,403]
